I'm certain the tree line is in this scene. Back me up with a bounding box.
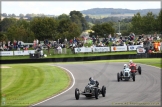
[0,10,161,43]
[0,11,89,42]
[86,10,162,36]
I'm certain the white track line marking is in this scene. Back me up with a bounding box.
[31,65,75,106]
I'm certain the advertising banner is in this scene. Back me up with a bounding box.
[92,47,110,52]
[74,47,92,53]
[14,50,35,55]
[128,45,143,51]
[136,48,146,53]
[111,46,127,51]
[0,51,14,56]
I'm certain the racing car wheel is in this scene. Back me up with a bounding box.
[101,86,106,97]
[75,88,80,100]
[138,66,142,75]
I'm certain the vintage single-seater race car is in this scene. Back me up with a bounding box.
[75,80,106,100]
[129,63,142,75]
[117,67,135,82]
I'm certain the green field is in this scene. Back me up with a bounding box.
[1,64,70,107]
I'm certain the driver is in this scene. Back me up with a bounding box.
[89,77,99,87]
[129,60,137,66]
[124,64,128,69]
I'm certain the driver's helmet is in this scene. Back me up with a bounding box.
[129,60,133,64]
[89,77,93,81]
[124,64,127,68]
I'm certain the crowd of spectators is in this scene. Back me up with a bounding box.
[1,32,161,54]
[0,40,27,51]
[83,32,162,53]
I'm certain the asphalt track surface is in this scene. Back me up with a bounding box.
[33,62,161,106]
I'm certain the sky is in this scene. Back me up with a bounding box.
[1,1,161,16]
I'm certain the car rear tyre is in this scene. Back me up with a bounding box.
[117,73,120,82]
[138,66,141,75]
[102,86,106,97]
[132,73,135,81]
[95,88,98,99]
[75,88,80,100]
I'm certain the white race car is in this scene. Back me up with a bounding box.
[117,67,135,82]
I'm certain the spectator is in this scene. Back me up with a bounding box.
[123,42,126,46]
[0,46,4,51]
[47,42,51,55]
[154,42,158,52]
[57,45,62,54]
[158,41,160,51]
[36,39,39,46]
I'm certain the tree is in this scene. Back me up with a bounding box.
[91,22,115,37]
[0,32,8,41]
[0,17,17,32]
[11,14,16,17]
[30,17,58,40]
[68,22,80,39]
[91,24,103,36]
[7,26,24,41]
[57,18,81,40]
[156,9,162,33]
[57,14,70,20]
[142,12,156,34]
[131,12,159,34]
[2,13,7,17]
[25,14,32,18]
[70,14,82,31]
[8,14,12,17]
[17,19,30,29]
[19,13,24,18]
[131,12,144,34]
[69,10,88,31]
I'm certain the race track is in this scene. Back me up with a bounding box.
[32,62,161,106]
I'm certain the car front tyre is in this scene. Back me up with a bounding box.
[75,88,80,100]
[102,86,106,97]
[138,66,142,75]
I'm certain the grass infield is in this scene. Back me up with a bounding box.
[1,64,71,106]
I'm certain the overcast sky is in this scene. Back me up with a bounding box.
[1,1,161,16]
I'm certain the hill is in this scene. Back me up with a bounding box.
[81,8,161,17]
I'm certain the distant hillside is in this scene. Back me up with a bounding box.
[81,8,161,16]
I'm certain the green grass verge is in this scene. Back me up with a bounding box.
[87,58,162,68]
[1,51,136,60]
[51,58,161,68]
[1,64,70,107]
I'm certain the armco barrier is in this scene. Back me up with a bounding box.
[1,53,161,64]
